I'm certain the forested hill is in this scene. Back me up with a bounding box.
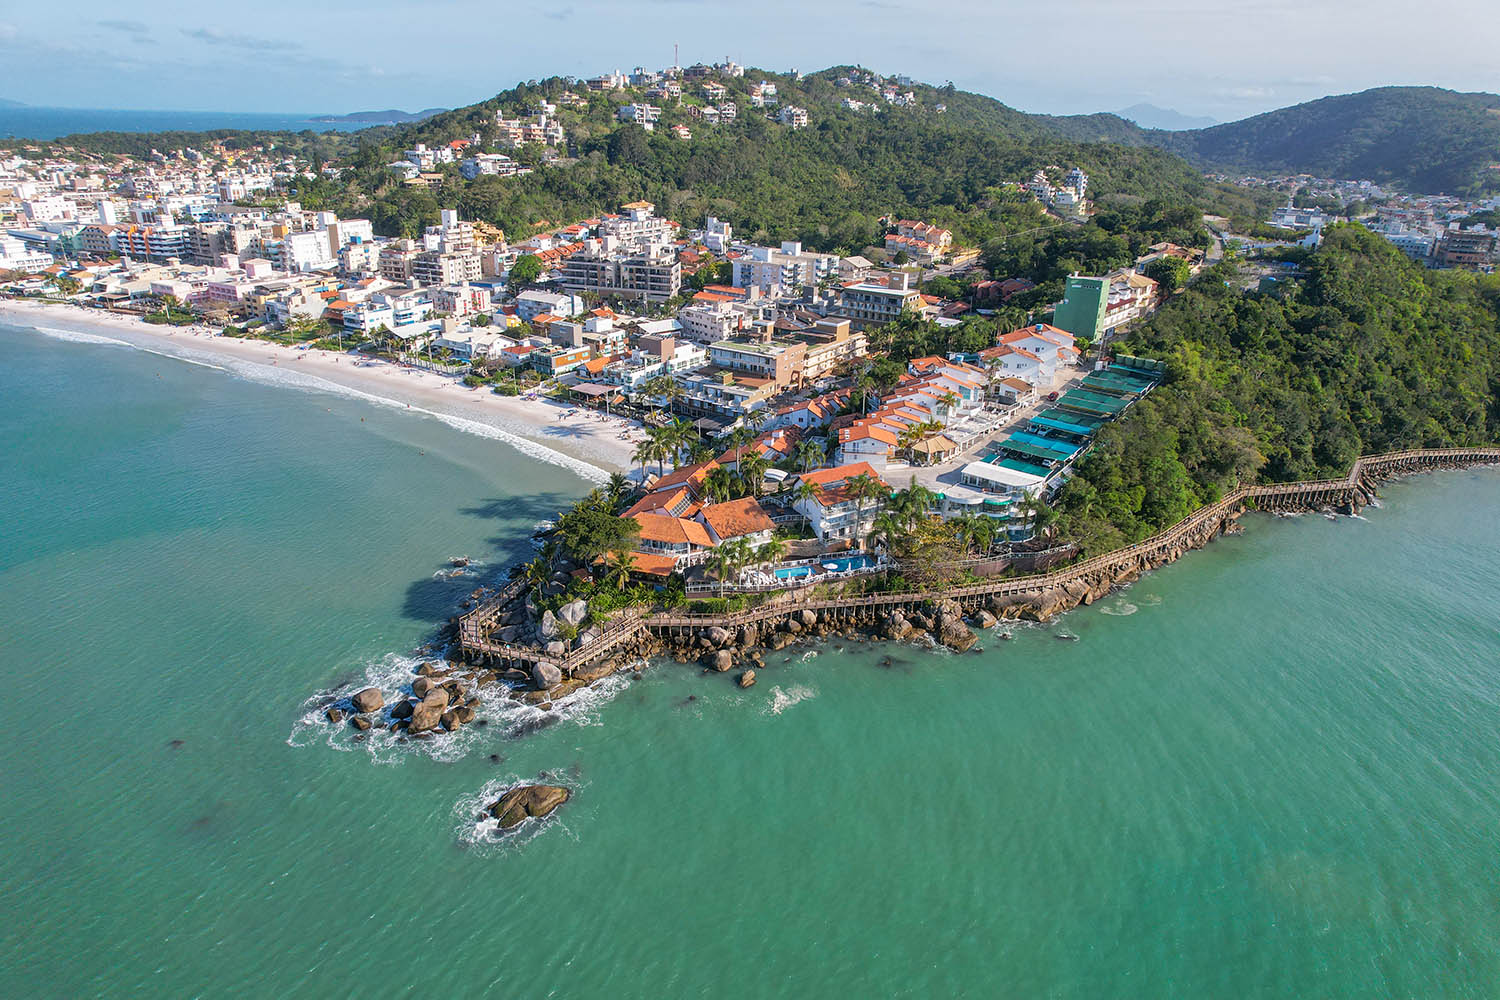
[1054,225,1500,554]
[1148,86,1500,195]
[304,72,1269,249]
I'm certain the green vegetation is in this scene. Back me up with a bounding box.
[1152,86,1500,195]
[1142,256,1191,293]
[1054,225,1500,554]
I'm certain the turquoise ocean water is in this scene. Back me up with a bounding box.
[2,320,1499,997]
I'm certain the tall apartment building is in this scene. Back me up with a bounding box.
[560,244,681,303]
[412,249,482,286]
[835,271,922,328]
[597,202,673,251]
[730,241,838,293]
[116,224,190,262]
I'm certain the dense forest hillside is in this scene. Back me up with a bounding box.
[13,73,1496,200]
[1150,86,1500,194]
[1054,225,1500,553]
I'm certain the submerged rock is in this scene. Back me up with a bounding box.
[489,784,571,829]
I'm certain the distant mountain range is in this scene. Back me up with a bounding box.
[885,78,1500,193]
[311,108,447,124]
[1147,87,1500,193]
[1116,103,1216,131]
[0,98,27,108]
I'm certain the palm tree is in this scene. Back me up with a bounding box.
[709,538,754,596]
[523,556,550,592]
[602,548,637,590]
[892,479,935,529]
[795,438,825,472]
[633,438,659,481]
[738,451,771,498]
[721,537,755,591]
[867,509,907,555]
[708,546,735,597]
[705,466,738,504]
[794,478,822,532]
[606,471,630,506]
[755,538,788,566]
[846,473,888,545]
[646,425,674,476]
[664,419,695,470]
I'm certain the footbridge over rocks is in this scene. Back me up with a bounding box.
[457,448,1500,676]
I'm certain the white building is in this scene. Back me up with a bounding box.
[731,241,838,293]
[777,106,809,128]
[514,289,584,321]
[0,235,55,272]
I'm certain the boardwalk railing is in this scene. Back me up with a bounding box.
[457,447,1500,670]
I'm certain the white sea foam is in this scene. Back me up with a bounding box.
[453,774,584,853]
[766,684,817,715]
[26,325,133,348]
[16,318,610,484]
[288,649,633,765]
[1098,601,1139,617]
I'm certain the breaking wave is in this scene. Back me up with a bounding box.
[453,773,585,853]
[13,317,608,484]
[765,684,817,715]
[287,651,633,766]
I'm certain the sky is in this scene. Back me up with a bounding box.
[1,0,1497,122]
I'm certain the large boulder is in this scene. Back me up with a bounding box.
[350,688,384,714]
[539,609,560,640]
[532,661,563,690]
[409,690,450,733]
[738,669,757,689]
[740,625,758,649]
[767,631,796,651]
[938,618,977,653]
[544,641,567,659]
[973,610,997,630]
[705,625,732,648]
[412,676,435,698]
[390,700,415,720]
[799,609,817,628]
[707,649,734,672]
[558,599,588,627]
[882,612,911,640]
[489,784,571,829]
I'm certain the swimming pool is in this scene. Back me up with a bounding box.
[773,565,815,581]
[819,553,875,573]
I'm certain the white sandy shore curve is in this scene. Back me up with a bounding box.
[0,299,644,482]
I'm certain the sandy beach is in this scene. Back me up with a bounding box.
[0,299,645,482]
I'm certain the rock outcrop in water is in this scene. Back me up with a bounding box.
[488,784,571,829]
[351,688,384,713]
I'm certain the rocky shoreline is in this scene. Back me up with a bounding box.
[318,452,1500,805]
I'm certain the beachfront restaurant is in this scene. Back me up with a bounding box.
[959,460,1047,499]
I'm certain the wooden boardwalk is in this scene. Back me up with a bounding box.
[458,447,1500,672]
